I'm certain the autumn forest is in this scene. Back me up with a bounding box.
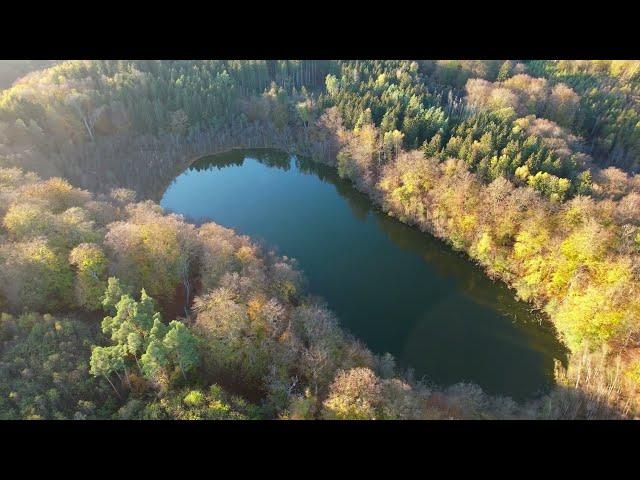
[1,60,639,420]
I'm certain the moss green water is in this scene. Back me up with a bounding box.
[161,149,567,400]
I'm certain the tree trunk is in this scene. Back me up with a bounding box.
[83,116,95,141]
[105,374,122,399]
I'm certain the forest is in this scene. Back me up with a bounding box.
[0,59,639,419]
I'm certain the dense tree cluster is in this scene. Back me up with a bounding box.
[0,60,330,188]
[1,60,639,419]
[0,312,116,419]
[1,60,634,202]
[376,151,640,354]
[320,61,632,202]
[525,60,640,171]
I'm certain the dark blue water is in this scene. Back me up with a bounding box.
[161,149,566,399]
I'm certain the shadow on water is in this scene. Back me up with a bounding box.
[169,149,568,400]
[190,148,293,173]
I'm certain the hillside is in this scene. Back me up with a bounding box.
[1,60,639,419]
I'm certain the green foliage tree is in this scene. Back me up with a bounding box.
[89,345,126,397]
[69,243,108,310]
[163,321,199,380]
[2,59,640,419]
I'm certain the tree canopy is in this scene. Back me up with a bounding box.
[1,59,639,419]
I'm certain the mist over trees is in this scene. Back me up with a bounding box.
[0,61,58,89]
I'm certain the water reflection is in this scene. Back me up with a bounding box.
[172,149,568,399]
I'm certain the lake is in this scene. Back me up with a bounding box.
[161,148,567,400]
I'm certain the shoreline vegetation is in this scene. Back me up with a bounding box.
[1,60,639,419]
